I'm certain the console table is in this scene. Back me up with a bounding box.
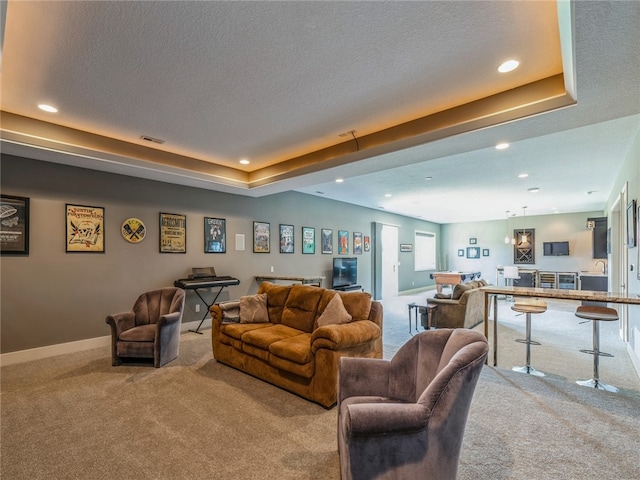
[429,271,481,293]
[255,275,325,287]
[481,285,640,367]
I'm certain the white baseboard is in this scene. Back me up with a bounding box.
[0,320,212,367]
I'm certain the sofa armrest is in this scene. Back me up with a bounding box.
[311,320,381,353]
[105,311,135,337]
[339,357,390,404]
[345,402,429,435]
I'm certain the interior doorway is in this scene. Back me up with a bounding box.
[610,185,629,341]
[381,224,399,298]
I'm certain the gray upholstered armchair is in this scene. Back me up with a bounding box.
[338,328,488,480]
[106,287,185,368]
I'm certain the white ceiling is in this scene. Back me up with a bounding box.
[1,1,639,224]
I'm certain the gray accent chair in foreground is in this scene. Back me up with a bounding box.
[338,328,488,480]
[106,287,185,368]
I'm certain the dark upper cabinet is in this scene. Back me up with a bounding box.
[590,217,607,259]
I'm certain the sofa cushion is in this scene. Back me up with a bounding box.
[220,322,272,341]
[452,283,471,300]
[317,293,352,327]
[269,333,313,364]
[316,290,372,328]
[241,324,303,350]
[281,284,324,333]
[434,292,452,299]
[258,282,291,324]
[119,324,155,342]
[240,293,269,323]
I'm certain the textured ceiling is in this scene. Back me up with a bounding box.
[1,1,640,223]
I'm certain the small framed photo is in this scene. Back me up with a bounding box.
[302,226,315,254]
[0,195,30,255]
[280,224,294,253]
[338,230,349,255]
[66,204,105,253]
[321,228,333,254]
[626,199,636,248]
[466,247,480,259]
[469,237,477,245]
[482,248,490,257]
[253,221,270,253]
[457,249,464,257]
[364,236,370,252]
[353,232,363,254]
[400,244,413,252]
[204,217,226,253]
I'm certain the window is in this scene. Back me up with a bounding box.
[414,230,436,271]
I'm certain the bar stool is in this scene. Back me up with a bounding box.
[575,305,619,392]
[512,299,547,376]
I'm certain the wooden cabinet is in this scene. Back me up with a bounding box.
[589,217,607,259]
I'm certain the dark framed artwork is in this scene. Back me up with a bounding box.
[204,217,226,253]
[66,204,105,253]
[0,195,29,255]
[338,230,349,255]
[364,236,370,252]
[253,221,270,253]
[626,199,636,248]
[159,212,186,253]
[280,224,294,253]
[457,249,464,257]
[482,248,490,257]
[466,247,480,259]
[302,226,315,254]
[121,217,146,244]
[353,232,363,254]
[321,228,333,254]
[400,244,413,252]
[469,237,477,245]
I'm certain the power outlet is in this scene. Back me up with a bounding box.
[270,266,274,273]
[195,304,200,313]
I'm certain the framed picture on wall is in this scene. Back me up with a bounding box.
[253,221,270,253]
[353,232,363,254]
[204,217,226,253]
[66,204,105,253]
[302,226,315,254]
[280,224,294,253]
[159,212,186,253]
[0,195,29,255]
[364,236,370,252]
[482,248,490,257]
[466,247,480,259]
[321,228,333,254]
[338,230,349,255]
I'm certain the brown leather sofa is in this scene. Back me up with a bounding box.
[210,282,383,408]
[424,279,487,329]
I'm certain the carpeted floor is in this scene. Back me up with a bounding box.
[2,293,639,479]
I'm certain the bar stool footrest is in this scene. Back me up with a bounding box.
[579,348,614,358]
[515,338,541,346]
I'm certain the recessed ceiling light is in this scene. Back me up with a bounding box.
[335,178,344,183]
[528,187,540,193]
[495,142,509,150]
[315,191,324,195]
[498,59,520,73]
[384,193,392,198]
[518,173,528,178]
[239,159,250,165]
[586,190,597,195]
[425,176,433,181]
[38,104,58,113]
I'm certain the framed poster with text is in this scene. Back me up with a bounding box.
[302,226,315,254]
[204,217,226,253]
[160,212,186,253]
[0,195,29,255]
[66,204,105,253]
[253,221,270,253]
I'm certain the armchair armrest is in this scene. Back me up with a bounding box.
[105,311,135,337]
[345,402,429,435]
[311,320,381,353]
[339,357,390,404]
[157,311,181,327]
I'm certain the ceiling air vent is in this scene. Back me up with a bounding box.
[140,135,165,144]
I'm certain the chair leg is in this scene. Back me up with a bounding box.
[512,313,545,377]
[576,320,618,392]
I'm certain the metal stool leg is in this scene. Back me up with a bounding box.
[512,312,545,377]
[576,320,618,392]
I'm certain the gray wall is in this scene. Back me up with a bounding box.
[0,154,439,353]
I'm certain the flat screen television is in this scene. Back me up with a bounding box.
[332,257,357,288]
[543,241,570,256]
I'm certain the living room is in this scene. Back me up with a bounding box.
[1,1,640,479]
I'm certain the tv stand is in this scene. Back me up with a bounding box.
[333,284,362,292]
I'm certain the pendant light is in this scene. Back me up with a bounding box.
[504,210,511,244]
[520,206,527,243]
